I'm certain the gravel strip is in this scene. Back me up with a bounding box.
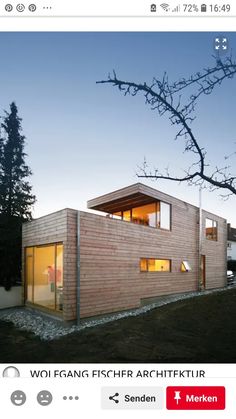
[0,286,233,341]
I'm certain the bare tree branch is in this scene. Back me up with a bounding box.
[97,57,236,196]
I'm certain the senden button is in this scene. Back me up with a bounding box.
[166,386,225,410]
[102,387,163,409]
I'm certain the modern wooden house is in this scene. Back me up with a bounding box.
[22,183,227,323]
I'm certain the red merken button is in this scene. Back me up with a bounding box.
[166,386,225,410]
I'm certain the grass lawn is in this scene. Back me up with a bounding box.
[1,287,236,363]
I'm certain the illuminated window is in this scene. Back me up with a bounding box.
[181,261,192,272]
[25,247,33,303]
[25,243,63,312]
[132,203,156,227]
[140,258,171,272]
[112,200,171,230]
[123,210,131,222]
[205,218,217,241]
[140,258,148,272]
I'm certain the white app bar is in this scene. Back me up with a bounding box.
[0,364,236,418]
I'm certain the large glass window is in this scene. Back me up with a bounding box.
[56,244,63,311]
[140,258,171,272]
[132,203,156,227]
[34,245,55,309]
[25,243,63,311]
[205,218,218,241]
[112,200,171,230]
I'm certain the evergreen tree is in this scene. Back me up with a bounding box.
[0,102,35,219]
[0,102,35,289]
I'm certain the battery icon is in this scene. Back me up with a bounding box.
[201,4,207,12]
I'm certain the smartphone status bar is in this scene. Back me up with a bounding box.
[0,1,236,17]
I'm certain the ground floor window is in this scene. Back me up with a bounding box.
[181,261,192,272]
[140,258,171,272]
[25,243,63,311]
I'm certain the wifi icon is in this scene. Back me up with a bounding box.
[160,3,170,11]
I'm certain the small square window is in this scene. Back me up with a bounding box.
[205,218,218,241]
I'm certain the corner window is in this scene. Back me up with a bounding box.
[205,218,218,241]
[112,200,171,230]
[25,243,63,312]
[140,258,171,272]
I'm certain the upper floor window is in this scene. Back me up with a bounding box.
[205,218,218,241]
[160,202,171,230]
[132,203,157,227]
[113,201,171,230]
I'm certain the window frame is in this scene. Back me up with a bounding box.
[25,242,63,312]
[205,217,218,241]
[113,200,171,231]
[160,201,171,230]
[140,258,171,272]
[181,260,192,272]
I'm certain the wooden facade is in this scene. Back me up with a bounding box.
[22,183,227,322]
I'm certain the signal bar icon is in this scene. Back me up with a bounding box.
[172,5,180,12]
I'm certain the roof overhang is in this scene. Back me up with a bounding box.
[87,183,159,213]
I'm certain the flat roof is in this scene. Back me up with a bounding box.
[87,183,227,221]
[87,183,157,213]
[87,183,186,213]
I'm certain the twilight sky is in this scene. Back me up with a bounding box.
[0,32,235,224]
